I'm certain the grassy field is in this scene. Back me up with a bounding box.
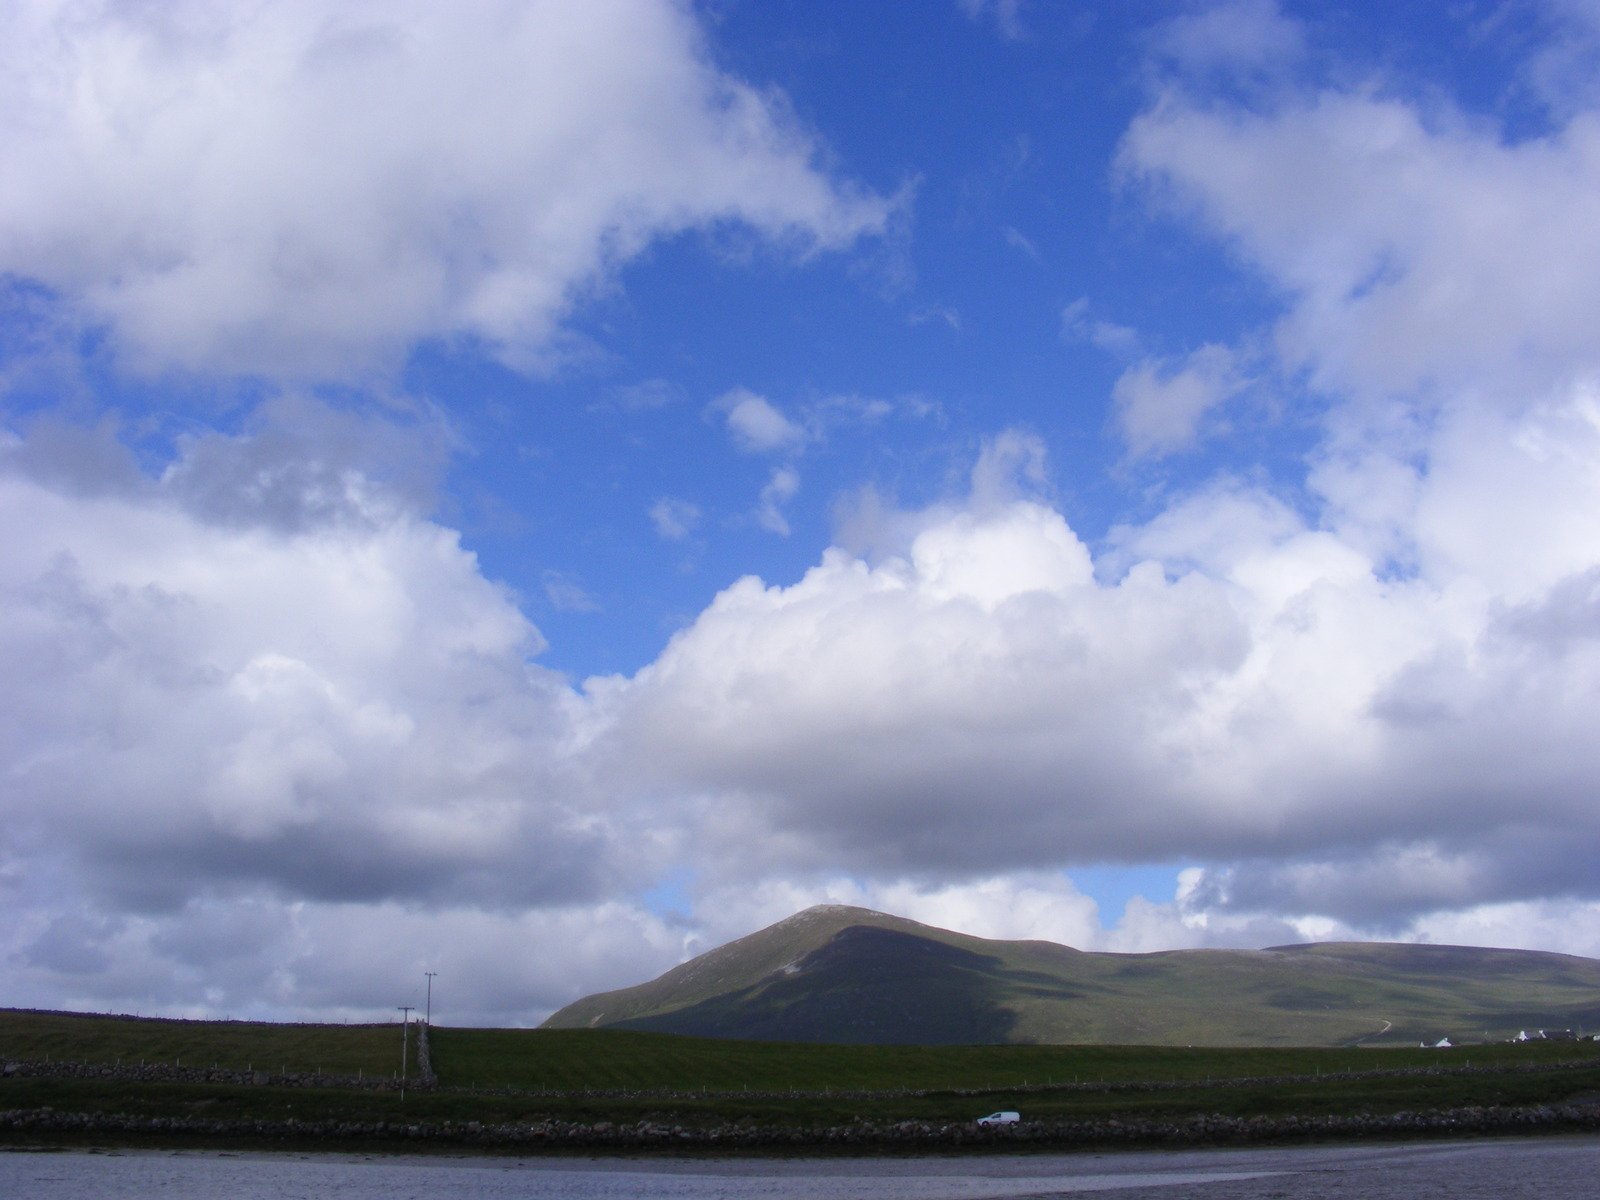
[0,1008,404,1079]
[429,1026,1596,1092]
[10,1008,1600,1096]
[6,1008,1600,1144]
[6,1049,1600,1136]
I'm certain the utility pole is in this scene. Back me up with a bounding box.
[425,972,437,1026]
[398,1006,414,1100]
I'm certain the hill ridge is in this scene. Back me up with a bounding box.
[544,907,1600,1047]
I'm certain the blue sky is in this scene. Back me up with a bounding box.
[418,2,1270,677]
[6,0,1600,1025]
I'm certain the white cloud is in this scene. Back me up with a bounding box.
[1149,0,1304,78]
[1001,226,1039,259]
[14,6,1600,1026]
[1120,85,1600,407]
[968,428,1050,510]
[589,394,1600,927]
[683,873,1101,959]
[909,305,964,333]
[2,892,689,1025]
[1100,42,1600,934]
[542,569,599,613]
[0,0,889,378]
[649,496,701,541]
[0,409,716,1021]
[0,410,663,921]
[1404,899,1600,961]
[870,875,1100,945]
[756,465,801,535]
[597,495,1261,875]
[1062,297,1139,357]
[1112,343,1245,457]
[11,398,1600,1015]
[714,387,809,454]
[958,0,1025,42]
[1148,871,1600,962]
[1521,0,1600,120]
[1101,883,1306,955]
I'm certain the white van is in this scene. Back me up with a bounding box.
[976,1111,1020,1126]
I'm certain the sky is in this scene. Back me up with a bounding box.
[4,0,1600,1027]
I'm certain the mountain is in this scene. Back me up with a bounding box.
[543,905,1600,1046]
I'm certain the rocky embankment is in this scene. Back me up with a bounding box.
[4,1102,1600,1153]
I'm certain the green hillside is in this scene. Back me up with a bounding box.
[543,906,1600,1046]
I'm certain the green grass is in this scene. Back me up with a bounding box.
[7,1008,1600,1149]
[431,1026,1600,1093]
[0,1008,405,1079]
[12,1009,1597,1097]
[7,1051,1600,1136]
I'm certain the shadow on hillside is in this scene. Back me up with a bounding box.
[616,926,1030,1045]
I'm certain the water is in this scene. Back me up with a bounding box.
[4,1136,1599,1198]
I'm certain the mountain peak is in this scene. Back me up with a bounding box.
[784,903,894,923]
[544,905,1600,1046]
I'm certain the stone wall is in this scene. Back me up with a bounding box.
[0,1057,416,1092]
[3,1101,1599,1151]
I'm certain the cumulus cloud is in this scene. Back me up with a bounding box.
[968,428,1050,510]
[1148,0,1304,79]
[161,393,451,532]
[1402,899,1600,962]
[0,0,889,378]
[0,408,662,922]
[12,3,1600,1025]
[1135,874,1600,963]
[1065,20,1600,938]
[587,383,1600,932]
[1112,343,1246,457]
[681,873,1103,959]
[10,389,1600,1016]
[1097,24,1600,946]
[1,892,690,1025]
[713,388,809,454]
[1119,80,1600,407]
[598,446,1243,878]
[0,406,718,1019]
[1521,0,1600,119]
